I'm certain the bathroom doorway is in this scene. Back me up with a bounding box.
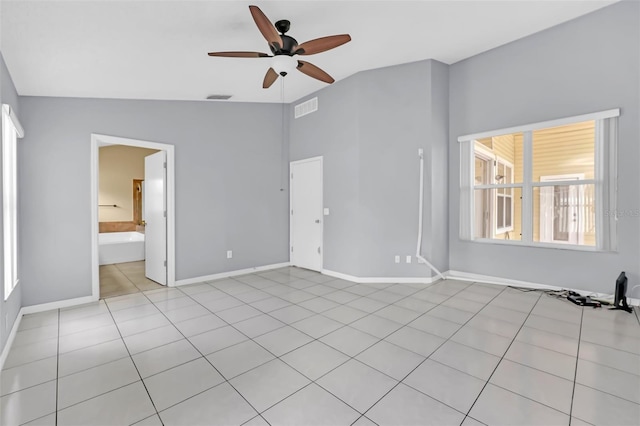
[90,134,176,301]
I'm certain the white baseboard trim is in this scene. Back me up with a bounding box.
[322,269,436,284]
[446,270,640,307]
[446,270,560,290]
[174,262,291,287]
[0,307,24,371]
[21,295,98,315]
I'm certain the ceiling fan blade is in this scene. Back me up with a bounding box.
[263,67,279,89]
[297,60,335,84]
[208,51,271,58]
[295,34,351,55]
[249,5,282,51]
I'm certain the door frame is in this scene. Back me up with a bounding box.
[289,156,323,271]
[90,134,176,301]
[539,173,584,245]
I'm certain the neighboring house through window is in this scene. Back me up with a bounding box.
[459,109,619,251]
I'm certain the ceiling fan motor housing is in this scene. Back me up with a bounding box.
[271,34,299,55]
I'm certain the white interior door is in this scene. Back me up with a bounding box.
[144,151,167,285]
[290,157,323,271]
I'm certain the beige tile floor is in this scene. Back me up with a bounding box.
[2,267,639,425]
[100,261,164,299]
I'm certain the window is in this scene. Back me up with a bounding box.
[459,109,618,251]
[2,104,24,300]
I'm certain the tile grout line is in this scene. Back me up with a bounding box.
[11,271,636,425]
[168,273,454,420]
[351,282,512,426]
[461,289,546,422]
[568,306,585,425]
[133,286,273,426]
[111,275,528,422]
[103,299,164,424]
[30,270,621,424]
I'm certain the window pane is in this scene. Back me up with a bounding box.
[532,120,595,182]
[533,184,595,246]
[474,156,490,185]
[473,189,491,239]
[474,133,523,184]
[473,188,521,241]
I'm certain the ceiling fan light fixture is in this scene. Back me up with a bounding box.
[271,55,297,76]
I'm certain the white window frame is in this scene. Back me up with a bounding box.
[494,157,514,235]
[459,109,619,252]
[2,104,24,300]
[473,145,494,239]
[472,143,515,238]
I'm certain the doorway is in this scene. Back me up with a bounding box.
[539,174,585,245]
[290,156,323,272]
[91,134,176,302]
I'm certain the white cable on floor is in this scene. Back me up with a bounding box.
[416,148,446,281]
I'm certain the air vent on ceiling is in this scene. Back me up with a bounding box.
[294,97,318,119]
[206,95,232,100]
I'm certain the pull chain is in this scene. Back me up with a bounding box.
[280,76,286,191]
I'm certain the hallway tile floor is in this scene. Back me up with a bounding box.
[100,261,164,299]
[2,267,639,425]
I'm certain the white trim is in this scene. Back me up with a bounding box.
[457,109,620,142]
[446,270,560,290]
[289,156,324,272]
[474,180,596,190]
[322,269,437,284]
[22,295,96,315]
[494,156,514,235]
[460,141,473,240]
[1,104,24,138]
[0,308,23,371]
[91,134,176,302]
[174,262,290,286]
[445,270,639,307]
[470,237,599,252]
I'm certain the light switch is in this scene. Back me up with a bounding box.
[323,208,330,216]
[406,255,412,264]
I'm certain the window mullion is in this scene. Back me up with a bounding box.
[521,131,533,242]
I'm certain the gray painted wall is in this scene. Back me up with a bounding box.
[290,59,449,278]
[0,52,22,353]
[448,1,640,294]
[289,77,361,276]
[19,97,289,306]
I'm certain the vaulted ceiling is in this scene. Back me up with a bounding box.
[0,0,617,103]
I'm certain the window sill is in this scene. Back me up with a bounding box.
[469,238,609,252]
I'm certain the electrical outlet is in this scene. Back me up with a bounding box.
[227,250,233,259]
[406,255,412,264]
[394,255,400,263]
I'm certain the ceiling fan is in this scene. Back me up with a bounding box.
[208,5,351,88]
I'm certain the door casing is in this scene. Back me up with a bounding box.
[289,156,323,272]
[91,134,176,300]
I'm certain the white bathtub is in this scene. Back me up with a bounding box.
[99,232,145,265]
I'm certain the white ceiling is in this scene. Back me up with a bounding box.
[1,0,617,104]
